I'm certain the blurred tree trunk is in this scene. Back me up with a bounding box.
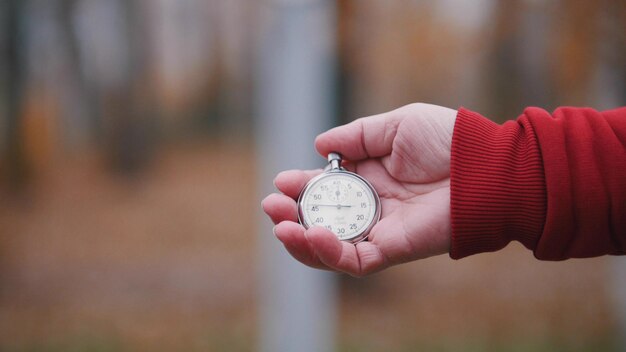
[551,1,600,105]
[58,0,99,146]
[102,0,155,174]
[1,0,28,189]
[487,0,525,121]
[214,0,253,138]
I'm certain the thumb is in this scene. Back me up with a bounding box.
[314,111,401,161]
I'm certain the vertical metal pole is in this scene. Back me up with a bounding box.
[256,1,337,352]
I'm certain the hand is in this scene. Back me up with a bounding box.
[262,103,457,276]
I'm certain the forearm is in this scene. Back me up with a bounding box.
[450,107,626,260]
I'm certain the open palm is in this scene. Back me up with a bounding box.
[262,103,457,276]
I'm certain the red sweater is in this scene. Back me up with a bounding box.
[450,107,626,260]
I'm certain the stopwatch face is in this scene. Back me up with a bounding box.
[298,171,381,243]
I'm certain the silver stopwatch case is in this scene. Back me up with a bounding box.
[297,152,381,243]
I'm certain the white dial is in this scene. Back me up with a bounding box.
[298,168,380,243]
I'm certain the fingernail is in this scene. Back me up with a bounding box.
[272,226,277,237]
[273,171,285,189]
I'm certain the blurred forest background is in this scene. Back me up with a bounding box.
[1,0,625,351]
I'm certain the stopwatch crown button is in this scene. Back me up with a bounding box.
[328,152,342,170]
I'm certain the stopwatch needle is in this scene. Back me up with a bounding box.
[311,204,352,208]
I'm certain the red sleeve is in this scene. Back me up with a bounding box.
[450,106,626,260]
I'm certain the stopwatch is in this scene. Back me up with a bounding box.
[297,152,381,243]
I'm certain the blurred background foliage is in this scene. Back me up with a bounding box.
[0,0,625,351]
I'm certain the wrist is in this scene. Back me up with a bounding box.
[449,108,546,259]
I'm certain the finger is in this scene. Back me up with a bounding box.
[314,111,401,161]
[274,221,331,270]
[274,169,323,199]
[354,241,390,275]
[261,193,298,224]
[305,227,389,277]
